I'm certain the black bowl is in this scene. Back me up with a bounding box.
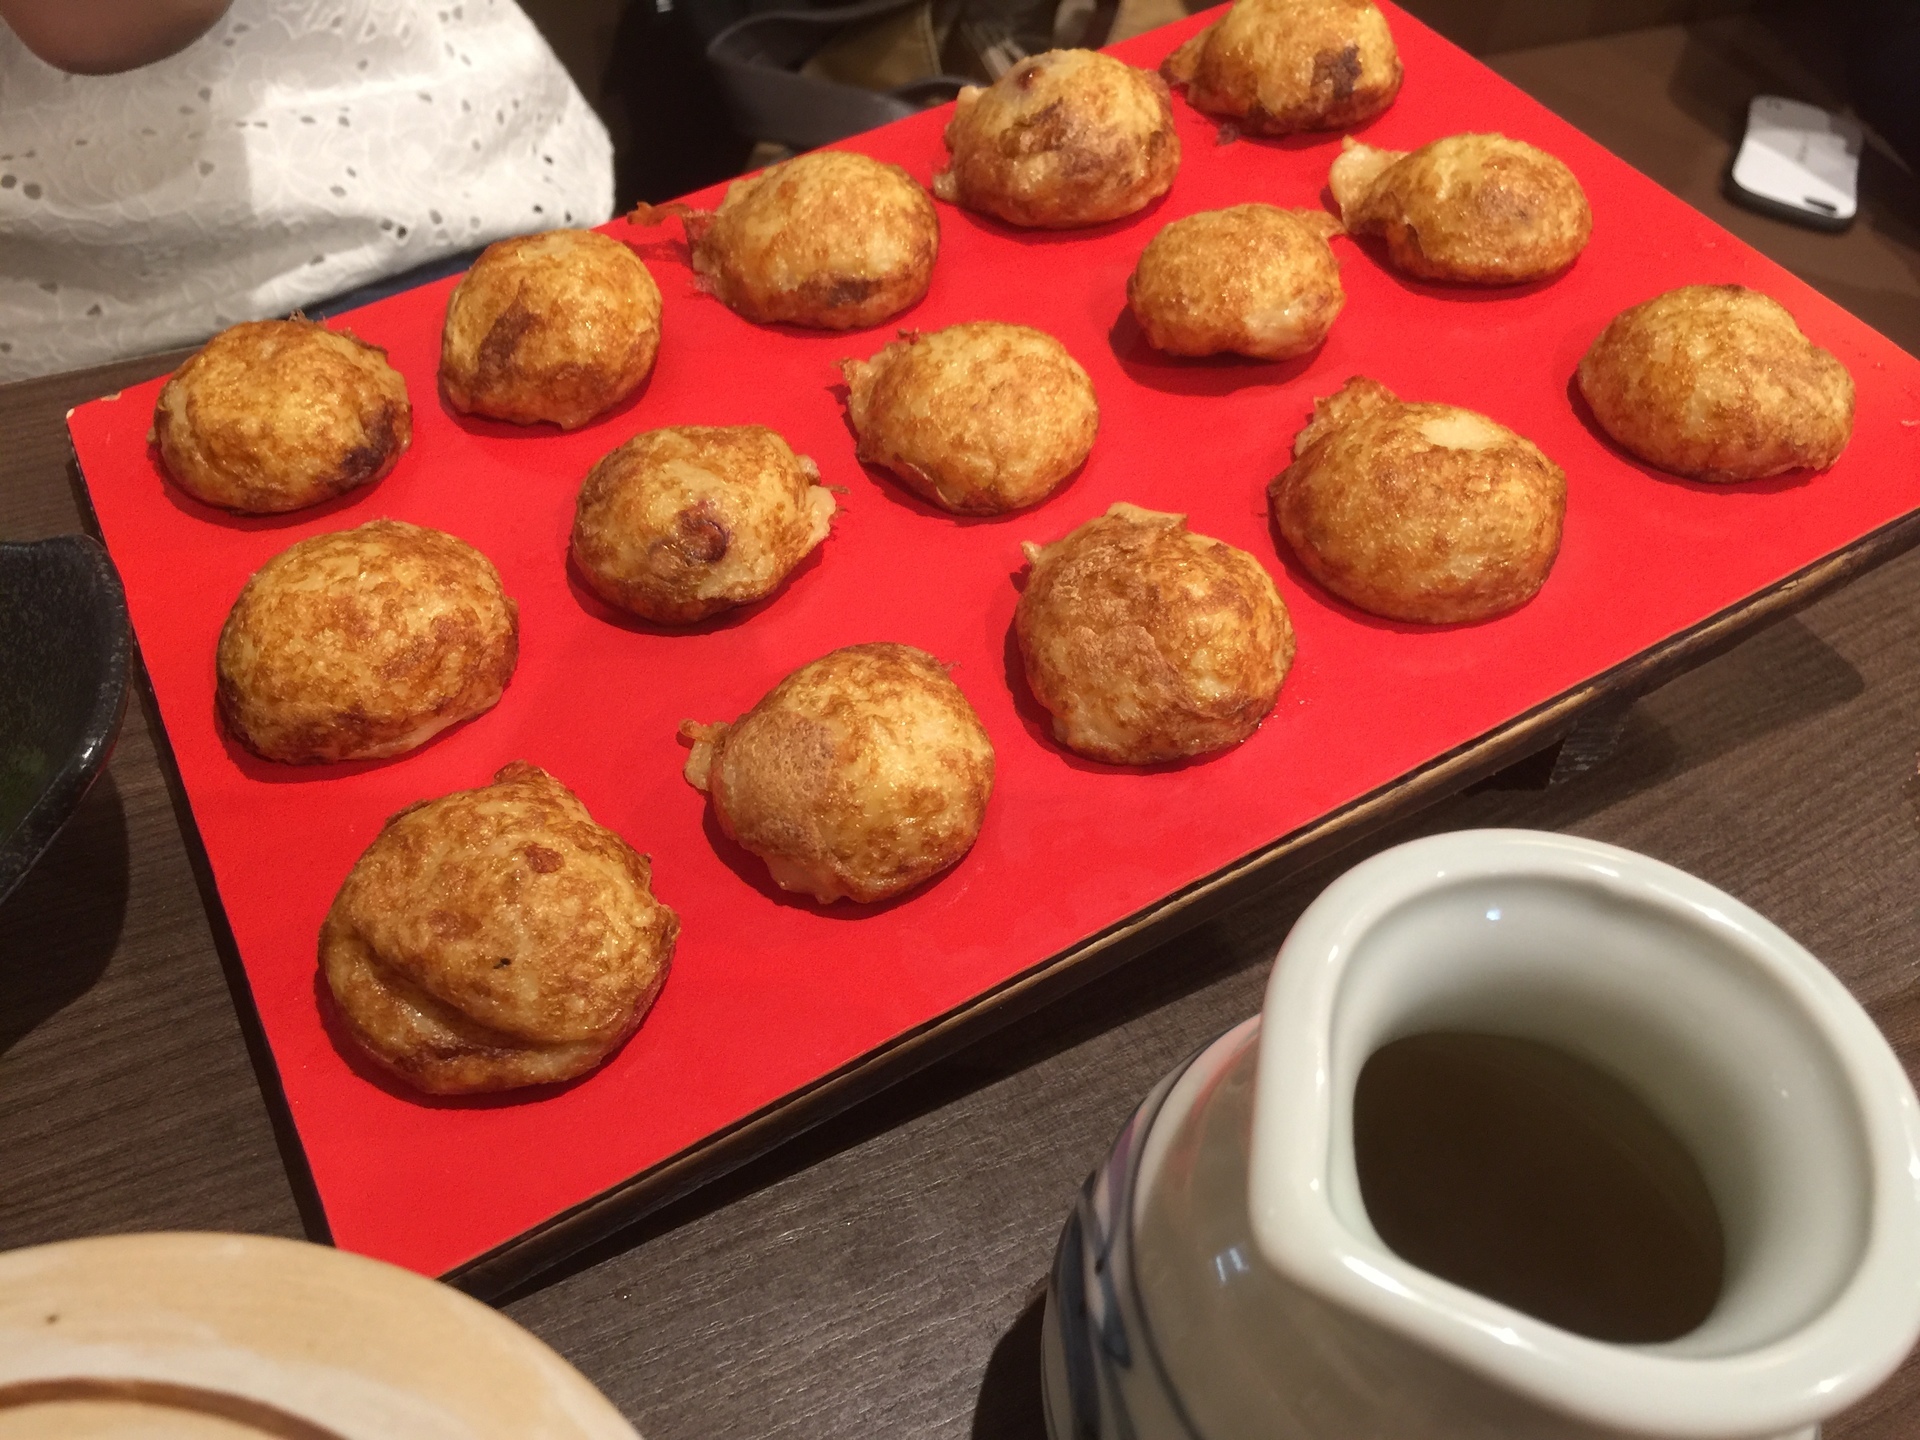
[0,535,130,907]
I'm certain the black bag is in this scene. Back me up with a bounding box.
[606,0,1119,203]
[697,0,1119,150]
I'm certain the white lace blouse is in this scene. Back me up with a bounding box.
[0,0,613,380]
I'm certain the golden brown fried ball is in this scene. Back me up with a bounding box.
[933,49,1180,229]
[681,150,937,330]
[1329,133,1591,284]
[1576,284,1854,482]
[321,762,678,1095]
[1128,205,1346,359]
[439,229,662,430]
[1162,0,1401,136]
[1270,377,1564,623]
[152,319,410,515]
[217,519,518,763]
[841,322,1098,514]
[680,643,994,904]
[571,425,836,624]
[1016,503,1294,764]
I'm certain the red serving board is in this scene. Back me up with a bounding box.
[69,5,1920,1278]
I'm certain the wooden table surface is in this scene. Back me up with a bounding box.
[5,12,1919,1437]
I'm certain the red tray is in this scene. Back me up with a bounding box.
[68,4,1920,1286]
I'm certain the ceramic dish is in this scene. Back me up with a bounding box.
[0,535,129,907]
[0,1231,639,1438]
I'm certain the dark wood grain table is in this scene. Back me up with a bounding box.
[5,11,1919,1437]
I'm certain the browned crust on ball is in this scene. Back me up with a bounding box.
[571,425,836,623]
[439,229,663,430]
[933,50,1181,229]
[1329,133,1591,284]
[840,322,1099,514]
[216,519,519,763]
[1127,205,1346,359]
[1015,502,1294,764]
[690,150,938,330]
[1576,284,1854,482]
[1162,0,1401,136]
[153,319,411,514]
[1270,376,1565,623]
[678,643,995,904]
[320,761,678,1094]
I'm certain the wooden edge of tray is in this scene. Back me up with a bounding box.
[428,502,1920,1300]
[64,444,339,1251]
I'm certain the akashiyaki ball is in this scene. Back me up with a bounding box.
[1015,503,1295,764]
[1270,377,1564,623]
[1577,284,1853,481]
[933,50,1180,228]
[153,319,410,514]
[680,643,995,904]
[1128,204,1345,360]
[1163,0,1401,136]
[440,228,662,430]
[571,424,836,623]
[217,519,517,763]
[841,322,1098,514]
[1329,133,1591,284]
[672,150,938,330]
[321,762,677,1094]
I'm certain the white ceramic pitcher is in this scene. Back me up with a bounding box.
[1041,830,1920,1440]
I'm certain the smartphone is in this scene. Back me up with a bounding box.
[1727,95,1862,232]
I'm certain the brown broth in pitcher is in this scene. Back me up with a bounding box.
[1353,1032,1724,1343]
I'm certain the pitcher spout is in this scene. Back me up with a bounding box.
[1248,830,1920,1439]
[1043,830,1920,1440]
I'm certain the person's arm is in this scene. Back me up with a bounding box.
[0,0,233,74]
